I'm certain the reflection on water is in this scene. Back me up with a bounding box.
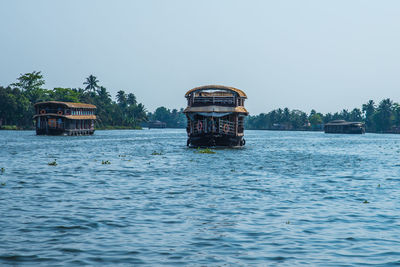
[0,129,400,266]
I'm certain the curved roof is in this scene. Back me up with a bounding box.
[325,120,364,126]
[33,114,96,120]
[34,101,96,109]
[185,85,247,98]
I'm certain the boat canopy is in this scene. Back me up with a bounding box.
[185,85,247,98]
[34,101,97,109]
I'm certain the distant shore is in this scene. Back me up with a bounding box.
[0,125,142,131]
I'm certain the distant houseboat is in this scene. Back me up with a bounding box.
[324,120,365,134]
[184,85,249,147]
[33,101,96,136]
[148,120,167,129]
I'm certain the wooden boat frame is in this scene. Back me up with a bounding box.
[184,85,248,147]
[33,101,97,136]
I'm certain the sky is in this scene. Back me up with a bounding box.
[1,0,400,115]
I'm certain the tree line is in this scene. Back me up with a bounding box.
[0,71,147,129]
[1,71,399,133]
[245,98,400,133]
[147,107,187,128]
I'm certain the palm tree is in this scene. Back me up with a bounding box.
[116,90,127,105]
[362,100,375,131]
[375,98,393,132]
[127,93,137,106]
[83,75,99,93]
[96,86,112,104]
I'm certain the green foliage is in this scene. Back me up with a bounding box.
[101,160,111,164]
[374,98,393,132]
[0,125,18,130]
[196,148,216,154]
[147,107,186,128]
[48,159,57,166]
[83,75,99,93]
[246,99,400,133]
[309,112,323,128]
[0,72,147,130]
[11,71,47,104]
[246,108,309,130]
[48,88,81,102]
[151,151,163,155]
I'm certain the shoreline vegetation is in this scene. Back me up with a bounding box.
[0,71,185,131]
[1,71,400,134]
[245,99,400,134]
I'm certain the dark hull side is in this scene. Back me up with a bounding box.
[36,128,95,136]
[324,128,365,134]
[188,134,245,148]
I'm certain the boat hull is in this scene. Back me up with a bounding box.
[324,128,365,134]
[188,134,245,148]
[36,128,95,136]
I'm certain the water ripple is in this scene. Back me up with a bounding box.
[1,130,400,265]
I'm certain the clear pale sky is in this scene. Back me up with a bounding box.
[1,0,400,114]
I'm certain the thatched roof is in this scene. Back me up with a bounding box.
[185,85,247,98]
[33,114,96,120]
[325,120,364,126]
[184,106,248,114]
[34,101,97,109]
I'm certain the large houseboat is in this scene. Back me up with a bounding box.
[184,85,249,147]
[324,120,365,134]
[33,101,96,135]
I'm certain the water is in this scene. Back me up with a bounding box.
[0,129,400,266]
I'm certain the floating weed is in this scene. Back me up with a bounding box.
[0,167,4,173]
[48,159,57,166]
[118,154,127,158]
[231,169,236,172]
[0,182,5,186]
[378,184,381,188]
[102,160,111,165]
[196,148,216,154]
[285,221,290,224]
[151,151,163,155]
[363,200,369,204]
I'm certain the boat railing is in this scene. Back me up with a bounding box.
[192,118,236,135]
[192,96,235,107]
[218,119,235,135]
[192,119,207,135]
[37,108,64,114]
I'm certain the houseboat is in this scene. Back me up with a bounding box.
[324,120,365,134]
[184,85,249,147]
[148,120,167,129]
[33,101,96,135]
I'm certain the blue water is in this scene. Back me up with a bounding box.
[0,129,400,266]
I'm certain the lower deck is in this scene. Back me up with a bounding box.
[35,116,95,136]
[186,113,246,147]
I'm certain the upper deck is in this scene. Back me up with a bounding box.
[33,101,97,120]
[184,85,248,113]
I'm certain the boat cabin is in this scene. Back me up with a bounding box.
[324,120,365,134]
[33,101,97,135]
[184,85,248,147]
[148,120,167,129]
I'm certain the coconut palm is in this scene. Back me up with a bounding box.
[362,100,375,131]
[83,75,99,93]
[375,98,393,132]
[116,90,127,105]
[127,93,137,106]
